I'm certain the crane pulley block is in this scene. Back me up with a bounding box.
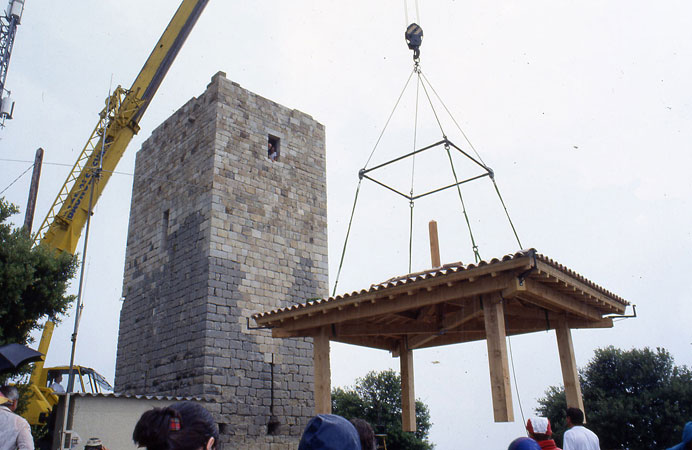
[405,23,423,61]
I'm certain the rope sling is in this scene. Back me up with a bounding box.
[332,25,522,297]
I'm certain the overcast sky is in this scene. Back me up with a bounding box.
[2,1,691,448]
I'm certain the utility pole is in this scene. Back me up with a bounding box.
[23,147,42,233]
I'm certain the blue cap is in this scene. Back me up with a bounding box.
[508,437,541,450]
[298,414,362,450]
[668,422,692,450]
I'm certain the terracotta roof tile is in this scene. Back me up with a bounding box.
[252,248,628,320]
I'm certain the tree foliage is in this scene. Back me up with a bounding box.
[332,369,434,450]
[537,346,692,450]
[0,198,78,348]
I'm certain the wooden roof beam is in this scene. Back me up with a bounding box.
[535,261,627,313]
[331,335,399,353]
[522,279,604,321]
[408,298,483,350]
[272,273,516,333]
[335,322,439,336]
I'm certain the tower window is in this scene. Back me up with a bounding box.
[267,135,280,161]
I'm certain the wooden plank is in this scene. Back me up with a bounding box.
[503,317,613,332]
[523,279,604,321]
[404,316,615,350]
[335,322,439,336]
[330,335,399,353]
[429,220,441,268]
[555,320,584,414]
[273,273,515,333]
[313,327,332,414]
[400,343,416,432]
[483,293,514,422]
[406,330,487,349]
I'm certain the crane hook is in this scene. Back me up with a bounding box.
[405,23,423,62]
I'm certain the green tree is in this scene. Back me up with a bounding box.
[332,369,434,450]
[0,198,78,351]
[537,346,692,450]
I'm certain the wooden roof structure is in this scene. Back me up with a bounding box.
[252,248,630,429]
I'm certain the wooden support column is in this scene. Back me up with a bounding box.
[555,320,585,414]
[400,341,416,432]
[313,327,331,414]
[482,293,514,422]
[428,220,441,268]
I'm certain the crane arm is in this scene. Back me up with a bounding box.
[27,1,208,408]
[33,0,209,253]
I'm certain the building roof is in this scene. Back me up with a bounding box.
[252,249,629,352]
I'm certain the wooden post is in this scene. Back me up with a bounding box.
[400,341,416,432]
[313,327,331,414]
[555,320,585,415]
[23,148,44,233]
[482,293,514,422]
[428,220,441,268]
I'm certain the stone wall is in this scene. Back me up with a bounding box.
[115,72,328,448]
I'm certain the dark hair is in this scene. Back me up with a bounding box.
[350,418,376,450]
[0,385,19,402]
[133,401,219,450]
[566,407,584,425]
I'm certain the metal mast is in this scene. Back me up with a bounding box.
[0,0,24,125]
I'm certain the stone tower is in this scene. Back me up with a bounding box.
[114,72,328,448]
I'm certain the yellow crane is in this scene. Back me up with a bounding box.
[25,0,209,425]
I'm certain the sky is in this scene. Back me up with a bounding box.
[1,1,691,448]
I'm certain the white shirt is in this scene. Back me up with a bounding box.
[0,405,34,450]
[564,425,600,450]
[50,382,65,393]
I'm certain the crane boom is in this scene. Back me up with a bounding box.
[33,0,209,253]
[26,1,209,423]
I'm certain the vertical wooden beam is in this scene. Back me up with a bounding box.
[313,327,331,414]
[482,293,514,422]
[23,147,44,233]
[555,320,585,414]
[428,220,441,268]
[400,341,416,432]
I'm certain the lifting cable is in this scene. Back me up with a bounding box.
[418,68,483,262]
[332,10,525,297]
[332,68,417,297]
[408,66,421,273]
[420,70,523,250]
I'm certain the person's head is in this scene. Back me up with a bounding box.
[350,418,376,450]
[526,416,552,441]
[133,401,218,450]
[54,373,63,383]
[507,437,541,450]
[0,385,19,411]
[565,407,584,427]
[508,437,541,450]
[298,414,361,450]
[669,422,692,450]
[84,437,104,450]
